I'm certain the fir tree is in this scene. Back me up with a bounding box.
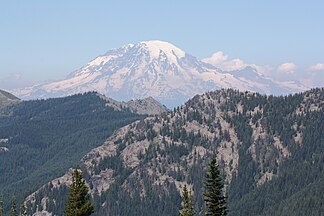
[20,203,28,216]
[0,194,3,216]
[65,168,94,216]
[9,196,18,216]
[203,157,227,216]
[179,184,195,216]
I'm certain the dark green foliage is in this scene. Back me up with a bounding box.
[226,89,324,216]
[10,88,324,216]
[65,169,94,216]
[20,203,27,216]
[90,166,181,216]
[9,196,18,216]
[263,177,324,216]
[0,195,3,216]
[46,185,69,215]
[0,92,143,212]
[204,157,227,216]
[228,109,324,216]
[179,184,195,216]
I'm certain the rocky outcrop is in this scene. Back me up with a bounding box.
[98,93,168,115]
[24,88,324,215]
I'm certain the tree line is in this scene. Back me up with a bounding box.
[65,156,227,216]
[0,195,27,216]
[1,156,227,216]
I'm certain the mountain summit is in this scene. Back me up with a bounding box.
[14,40,306,107]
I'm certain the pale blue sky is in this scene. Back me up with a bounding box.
[1,0,323,88]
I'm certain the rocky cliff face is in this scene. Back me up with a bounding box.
[25,88,324,216]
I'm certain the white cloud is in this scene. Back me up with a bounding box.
[203,51,259,71]
[203,51,228,64]
[302,63,324,88]
[202,51,273,76]
[277,63,297,74]
[308,63,324,72]
[202,52,319,87]
[224,58,246,71]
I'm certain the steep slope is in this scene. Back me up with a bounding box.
[0,92,144,212]
[13,40,306,107]
[0,89,20,112]
[25,88,324,216]
[98,94,168,115]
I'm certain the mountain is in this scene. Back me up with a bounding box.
[25,88,324,216]
[226,66,307,95]
[13,40,307,107]
[0,92,145,212]
[98,94,168,115]
[0,89,20,111]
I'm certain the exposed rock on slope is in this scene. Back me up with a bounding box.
[98,93,168,115]
[25,88,324,216]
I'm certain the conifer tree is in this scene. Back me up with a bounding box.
[0,194,3,216]
[203,157,227,216]
[20,203,28,216]
[65,168,94,216]
[179,184,195,216]
[9,196,18,216]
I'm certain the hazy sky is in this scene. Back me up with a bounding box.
[1,0,323,89]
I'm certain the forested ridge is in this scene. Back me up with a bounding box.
[0,92,144,212]
[24,88,324,216]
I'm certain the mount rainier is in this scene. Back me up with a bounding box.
[14,40,307,107]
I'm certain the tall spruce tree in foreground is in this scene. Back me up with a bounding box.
[9,196,18,216]
[203,157,227,216]
[20,203,28,216]
[0,194,3,216]
[179,184,195,216]
[65,169,94,216]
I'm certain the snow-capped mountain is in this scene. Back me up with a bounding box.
[13,40,307,107]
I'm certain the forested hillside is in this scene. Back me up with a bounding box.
[0,92,144,212]
[22,88,324,215]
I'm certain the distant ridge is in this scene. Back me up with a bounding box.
[0,89,19,100]
[0,89,20,110]
[97,93,168,115]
